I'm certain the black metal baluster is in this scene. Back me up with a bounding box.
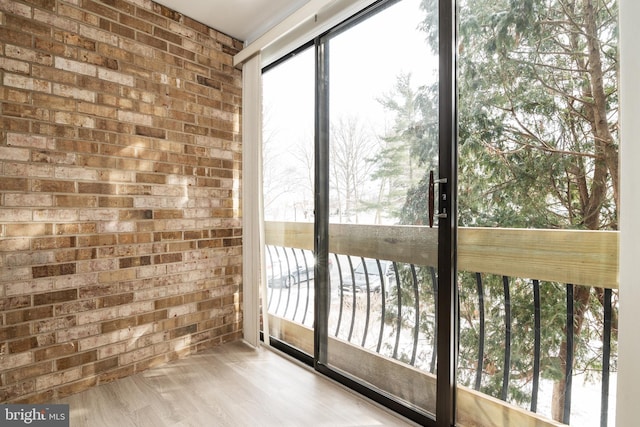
[266,245,275,312]
[410,264,420,366]
[392,261,401,360]
[564,283,574,425]
[334,255,345,337]
[347,255,357,342]
[430,266,437,374]
[475,272,485,391]
[281,247,293,317]
[601,288,612,427]
[291,248,302,322]
[502,275,511,402]
[376,259,385,354]
[531,279,541,412]
[301,249,314,326]
[274,247,286,314]
[362,257,371,348]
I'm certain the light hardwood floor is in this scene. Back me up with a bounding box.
[56,341,417,426]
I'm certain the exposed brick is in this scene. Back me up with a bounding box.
[0,0,243,404]
[101,316,136,333]
[4,362,53,385]
[136,32,166,51]
[135,125,166,139]
[154,26,182,45]
[33,289,77,306]
[82,356,119,376]
[8,337,40,354]
[97,292,134,308]
[5,306,54,325]
[0,324,31,341]
[34,343,78,362]
[170,323,197,339]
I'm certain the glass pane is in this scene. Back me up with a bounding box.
[262,47,315,355]
[456,0,619,426]
[325,0,439,416]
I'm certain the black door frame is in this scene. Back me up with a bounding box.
[266,0,458,425]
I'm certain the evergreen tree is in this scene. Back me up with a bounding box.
[390,0,619,420]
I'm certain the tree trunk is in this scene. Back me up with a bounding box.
[550,0,617,419]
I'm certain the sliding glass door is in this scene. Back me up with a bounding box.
[262,45,316,357]
[317,0,445,421]
[262,0,457,425]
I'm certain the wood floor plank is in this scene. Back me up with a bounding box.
[55,341,416,426]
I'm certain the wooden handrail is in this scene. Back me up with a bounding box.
[265,221,619,289]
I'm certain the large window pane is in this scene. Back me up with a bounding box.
[456,0,619,425]
[262,47,315,354]
[325,0,440,417]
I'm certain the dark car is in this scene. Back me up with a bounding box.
[266,249,316,288]
[340,258,395,294]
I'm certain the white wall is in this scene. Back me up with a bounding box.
[616,0,639,425]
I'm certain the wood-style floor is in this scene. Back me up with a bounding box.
[56,341,417,426]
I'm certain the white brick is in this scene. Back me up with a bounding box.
[98,68,134,86]
[79,209,118,221]
[0,0,31,17]
[5,44,53,66]
[53,83,96,102]
[33,9,78,32]
[54,112,95,128]
[4,163,54,178]
[117,110,153,126]
[78,24,119,46]
[54,57,96,76]
[4,194,53,207]
[55,166,97,181]
[33,209,79,222]
[1,352,33,370]
[0,57,29,74]
[0,146,30,161]
[0,209,32,222]
[7,133,54,150]
[98,221,135,233]
[3,73,51,92]
[5,279,54,297]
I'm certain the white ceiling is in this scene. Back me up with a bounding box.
[153,0,310,43]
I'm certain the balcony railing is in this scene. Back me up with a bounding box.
[263,221,618,427]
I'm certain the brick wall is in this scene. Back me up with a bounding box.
[0,0,244,402]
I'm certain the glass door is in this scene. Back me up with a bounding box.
[261,0,458,424]
[262,45,316,358]
[314,0,456,424]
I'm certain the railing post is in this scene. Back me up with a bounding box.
[410,264,420,366]
[601,288,612,427]
[564,284,574,425]
[430,266,438,374]
[392,261,402,360]
[475,273,485,391]
[361,258,371,348]
[334,255,345,337]
[376,259,386,354]
[347,256,357,342]
[501,276,512,402]
[531,279,541,413]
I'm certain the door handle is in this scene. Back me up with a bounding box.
[428,171,435,227]
[429,171,447,227]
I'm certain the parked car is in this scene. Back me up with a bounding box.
[266,248,316,288]
[340,258,396,294]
